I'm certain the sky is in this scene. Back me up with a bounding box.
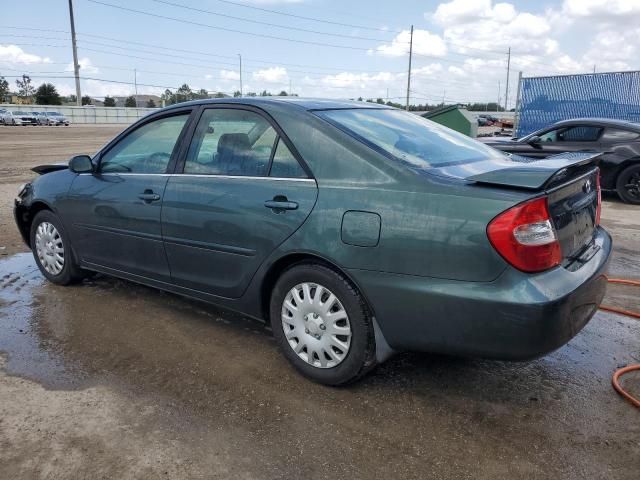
[1,0,639,107]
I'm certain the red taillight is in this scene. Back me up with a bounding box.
[596,172,602,226]
[487,197,562,273]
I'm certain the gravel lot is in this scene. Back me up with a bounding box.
[0,125,638,479]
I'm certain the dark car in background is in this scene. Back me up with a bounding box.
[14,99,610,385]
[483,118,640,204]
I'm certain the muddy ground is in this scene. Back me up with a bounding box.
[0,125,638,479]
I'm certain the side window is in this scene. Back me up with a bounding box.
[100,114,189,173]
[601,128,640,142]
[184,109,277,176]
[539,129,559,142]
[269,138,307,178]
[559,126,602,142]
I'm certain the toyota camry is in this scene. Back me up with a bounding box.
[14,98,611,385]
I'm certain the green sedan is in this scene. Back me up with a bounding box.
[14,98,610,385]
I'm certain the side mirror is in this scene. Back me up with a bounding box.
[527,135,542,148]
[69,155,94,174]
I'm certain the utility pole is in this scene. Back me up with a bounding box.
[513,71,523,133]
[386,87,389,102]
[405,24,413,111]
[68,0,82,106]
[593,64,596,74]
[497,80,501,110]
[238,54,243,96]
[504,47,511,111]
[134,69,138,107]
[289,78,292,96]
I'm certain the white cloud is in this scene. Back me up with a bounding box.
[374,29,447,57]
[219,69,240,81]
[563,0,640,18]
[65,57,99,74]
[0,44,51,64]
[252,66,288,83]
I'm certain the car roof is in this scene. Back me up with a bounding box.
[163,97,395,112]
[552,118,640,131]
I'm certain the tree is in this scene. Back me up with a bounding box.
[233,90,241,97]
[194,88,209,100]
[81,95,93,106]
[278,90,288,96]
[103,96,116,107]
[66,94,77,104]
[145,99,156,108]
[124,96,137,107]
[0,76,9,101]
[34,83,62,105]
[259,90,271,97]
[16,75,35,102]
[213,92,225,98]
[161,89,175,105]
[245,92,257,97]
[175,83,193,103]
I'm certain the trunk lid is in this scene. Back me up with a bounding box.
[431,151,602,265]
[431,151,601,190]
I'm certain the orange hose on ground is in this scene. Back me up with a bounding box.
[602,276,640,408]
[612,365,640,408]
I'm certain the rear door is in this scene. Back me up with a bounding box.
[161,106,318,298]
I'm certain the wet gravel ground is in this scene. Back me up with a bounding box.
[0,126,639,479]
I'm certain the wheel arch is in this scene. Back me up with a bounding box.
[259,252,377,323]
[15,200,55,248]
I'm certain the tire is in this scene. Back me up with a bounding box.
[270,263,376,386]
[616,164,640,204]
[30,210,86,285]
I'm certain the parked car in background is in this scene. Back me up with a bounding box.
[1,110,36,126]
[0,108,7,122]
[478,114,499,126]
[41,111,70,126]
[14,99,610,385]
[483,118,640,204]
[32,112,47,125]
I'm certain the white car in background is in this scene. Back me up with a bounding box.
[1,110,36,126]
[40,111,70,126]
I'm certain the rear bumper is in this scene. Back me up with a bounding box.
[349,227,612,360]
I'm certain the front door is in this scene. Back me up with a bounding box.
[161,107,318,298]
[66,112,191,281]
[525,124,604,158]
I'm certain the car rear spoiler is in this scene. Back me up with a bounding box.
[467,152,602,190]
[31,163,68,175]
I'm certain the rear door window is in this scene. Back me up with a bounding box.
[184,108,278,176]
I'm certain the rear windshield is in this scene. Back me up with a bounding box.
[317,108,505,168]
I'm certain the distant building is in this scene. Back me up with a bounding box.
[112,94,162,107]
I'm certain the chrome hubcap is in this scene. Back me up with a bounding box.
[35,221,65,275]
[281,282,352,369]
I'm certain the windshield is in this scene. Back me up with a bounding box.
[317,108,506,169]
[13,111,26,115]
[49,112,62,116]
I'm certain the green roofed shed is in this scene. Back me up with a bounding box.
[422,105,478,138]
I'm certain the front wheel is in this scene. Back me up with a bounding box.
[270,263,376,386]
[616,164,640,204]
[30,210,86,285]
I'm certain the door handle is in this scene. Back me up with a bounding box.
[138,190,161,203]
[264,196,298,211]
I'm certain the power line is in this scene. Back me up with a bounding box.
[206,0,402,34]
[1,27,407,74]
[149,0,401,43]
[85,0,380,51]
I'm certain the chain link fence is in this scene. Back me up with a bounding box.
[0,104,157,124]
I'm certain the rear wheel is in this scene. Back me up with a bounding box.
[270,263,376,385]
[616,164,640,204]
[30,210,86,285]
